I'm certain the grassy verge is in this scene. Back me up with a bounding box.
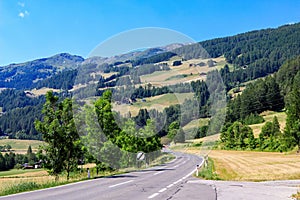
[292,191,300,200]
[195,158,220,180]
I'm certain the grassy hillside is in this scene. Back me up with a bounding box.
[140,56,227,86]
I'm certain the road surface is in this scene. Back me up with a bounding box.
[0,151,216,200]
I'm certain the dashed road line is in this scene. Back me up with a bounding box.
[108,180,133,188]
[153,171,165,175]
[148,193,159,199]
[159,188,167,193]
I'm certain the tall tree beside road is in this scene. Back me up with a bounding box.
[35,91,82,180]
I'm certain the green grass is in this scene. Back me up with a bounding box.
[0,139,44,153]
[292,191,300,199]
[0,169,44,177]
[0,179,81,196]
[165,73,197,81]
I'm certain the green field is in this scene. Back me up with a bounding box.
[0,139,44,154]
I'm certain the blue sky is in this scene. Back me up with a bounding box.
[0,0,299,66]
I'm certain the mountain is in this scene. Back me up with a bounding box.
[0,53,84,89]
[83,43,185,65]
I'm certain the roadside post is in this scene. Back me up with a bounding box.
[196,164,200,176]
[136,152,146,168]
[204,155,208,168]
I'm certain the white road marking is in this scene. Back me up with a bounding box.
[148,193,159,199]
[173,178,183,184]
[159,188,167,193]
[153,171,165,175]
[167,183,174,188]
[108,180,133,188]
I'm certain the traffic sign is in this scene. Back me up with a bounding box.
[137,152,145,161]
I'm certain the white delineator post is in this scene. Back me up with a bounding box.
[196,164,200,176]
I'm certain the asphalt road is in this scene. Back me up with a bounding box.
[0,151,216,200]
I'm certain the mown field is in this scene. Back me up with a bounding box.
[176,146,300,181]
[209,150,300,181]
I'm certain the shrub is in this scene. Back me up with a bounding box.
[243,113,264,125]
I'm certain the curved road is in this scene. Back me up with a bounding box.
[0,152,216,200]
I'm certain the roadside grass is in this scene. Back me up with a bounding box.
[0,153,175,196]
[0,139,44,154]
[292,191,300,199]
[195,158,220,180]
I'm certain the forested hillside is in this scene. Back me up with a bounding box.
[200,23,300,89]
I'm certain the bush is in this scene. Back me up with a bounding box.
[173,60,182,66]
[243,113,265,125]
[14,163,23,169]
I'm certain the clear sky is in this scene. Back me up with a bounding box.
[0,0,299,66]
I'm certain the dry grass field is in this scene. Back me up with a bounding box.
[209,150,300,181]
[181,147,300,181]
